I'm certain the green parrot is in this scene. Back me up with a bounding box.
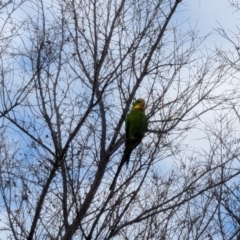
[110,98,148,190]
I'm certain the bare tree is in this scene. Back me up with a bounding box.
[0,0,237,239]
[187,1,240,239]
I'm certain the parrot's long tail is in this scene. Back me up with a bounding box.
[121,148,132,166]
[109,149,132,190]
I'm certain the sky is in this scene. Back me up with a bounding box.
[187,0,235,28]
[1,0,238,176]
[155,0,240,172]
[183,0,237,47]
[0,1,238,172]
[0,0,240,238]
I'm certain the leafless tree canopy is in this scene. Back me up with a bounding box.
[1,0,240,239]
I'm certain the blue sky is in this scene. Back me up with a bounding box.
[185,0,237,46]
[187,0,235,28]
[1,1,240,238]
[155,0,240,173]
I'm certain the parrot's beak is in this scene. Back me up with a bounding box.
[134,99,145,111]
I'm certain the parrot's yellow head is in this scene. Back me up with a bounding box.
[132,98,145,111]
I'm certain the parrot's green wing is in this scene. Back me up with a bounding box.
[125,114,130,139]
[122,108,148,165]
[109,99,148,190]
[127,109,148,139]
